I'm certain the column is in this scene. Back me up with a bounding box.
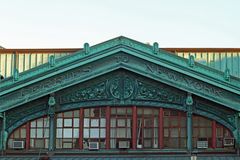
[48,113,55,151]
[132,106,137,149]
[158,108,164,149]
[0,113,3,151]
[187,107,192,152]
[212,121,216,149]
[186,93,193,152]
[48,95,56,151]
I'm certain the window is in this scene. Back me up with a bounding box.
[216,123,234,149]
[8,124,27,149]
[137,108,158,149]
[163,109,186,149]
[110,107,132,149]
[192,115,212,149]
[30,117,49,149]
[56,110,80,149]
[83,108,106,149]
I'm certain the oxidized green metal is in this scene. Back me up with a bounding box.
[0,36,239,151]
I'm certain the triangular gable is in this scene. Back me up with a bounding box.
[0,36,239,112]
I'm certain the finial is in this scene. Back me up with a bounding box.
[153,42,159,54]
[13,69,19,81]
[224,68,230,81]
[84,43,90,55]
[188,55,195,67]
[49,55,55,67]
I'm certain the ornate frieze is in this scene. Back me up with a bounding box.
[60,82,107,104]
[136,80,184,104]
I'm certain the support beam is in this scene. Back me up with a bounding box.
[159,108,163,149]
[48,113,55,151]
[48,95,56,151]
[132,106,137,150]
[26,122,30,150]
[0,113,3,152]
[79,108,84,150]
[186,93,193,153]
[212,120,216,149]
[187,108,192,152]
[106,106,110,149]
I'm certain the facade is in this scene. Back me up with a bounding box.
[0,36,240,159]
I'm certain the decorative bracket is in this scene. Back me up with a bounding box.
[84,43,90,55]
[49,55,55,67]
[153,42,159,54]
[188,55,195,68]
[13,69,19,81]
[224,68,230,81]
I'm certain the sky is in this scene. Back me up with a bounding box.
[0,0,240,48]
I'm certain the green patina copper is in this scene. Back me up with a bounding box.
[0,36,239,149]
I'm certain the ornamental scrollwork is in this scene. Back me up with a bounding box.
[60,82,107,104]
[136,81,184,104]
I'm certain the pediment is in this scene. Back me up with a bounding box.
[0,36,240,112]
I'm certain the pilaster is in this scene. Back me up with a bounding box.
[186,93,193,152]
[48,95,56,151]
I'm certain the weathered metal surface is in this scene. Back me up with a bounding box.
[0,36,239,147]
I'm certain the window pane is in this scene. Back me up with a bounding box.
[90,128,99,138]
[64,119,72,127]
[91,119,99,127]
[117,119,125,127]
[37,129,43,138]
[74,129,79,138]
[117,128,126,138]
[37,119,43,127]
[57,119,63,127]
[144,128,152,138]
[74,118,79,127]
[84,118,89,127]
[21,129,26,138]
[84,129,89,138]
[170,128,178,137]
[31,121,36,127]
[100,129,106,138]
[100,118,106,127]
[30,129,36,138]
[56,129,62,138]
[63,129,73,138]
[44,129,49,138]
[111,119,116,127]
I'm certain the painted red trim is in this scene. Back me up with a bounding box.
[212,120,216,149]
[159,108,164,149]
[79,108,84,150]
[132,106,137,149]
[25,122,30,150]
[106,106,110,149]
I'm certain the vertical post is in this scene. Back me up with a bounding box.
[49,113,55,151]
[159,108,164,149]
[186,93,193,153]
[48,95,56,151]
[0,112,3,151]
[132,106,137,149]
[25,122,30,150]
[106,106,110,149]
[79,108,84,150]
[212,120,216,149]
[187,108,192,152]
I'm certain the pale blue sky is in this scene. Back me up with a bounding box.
[0,0,240,48]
